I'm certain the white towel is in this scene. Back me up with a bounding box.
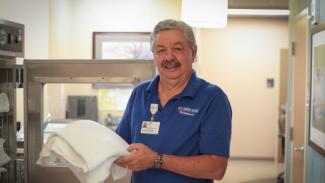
[0,93,9,113]
[37,120,129,183]
[0,138,11,167]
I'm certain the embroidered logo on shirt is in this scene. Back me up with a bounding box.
[178,106,199,116]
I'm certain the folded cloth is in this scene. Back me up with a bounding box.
[37,120,129,183]
[0,92,9,113]
[0,138,11,167]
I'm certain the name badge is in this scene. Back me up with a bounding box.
[141,121,160,135]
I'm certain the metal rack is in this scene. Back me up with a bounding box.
[0,18,24,183]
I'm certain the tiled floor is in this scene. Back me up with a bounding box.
[216,159,284,183]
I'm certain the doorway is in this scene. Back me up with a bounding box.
[290,14,308,183]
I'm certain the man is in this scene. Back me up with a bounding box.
[115,19,232,183]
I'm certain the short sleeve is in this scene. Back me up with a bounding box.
[116,89,136,144]
[199,91,232,157]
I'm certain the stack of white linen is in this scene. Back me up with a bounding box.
[37,120,129,183]
[0,92,9,113]
[0,138,11,169]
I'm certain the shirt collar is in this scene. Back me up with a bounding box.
[146,70,202,99]
[146,74,159,95]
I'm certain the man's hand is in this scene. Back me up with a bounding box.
[114,143,157,171]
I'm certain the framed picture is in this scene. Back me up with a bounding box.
[92,32,153,60]
[309,23,325,157]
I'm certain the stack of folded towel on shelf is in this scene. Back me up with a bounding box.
[0,92,9,113]
[0,92,11,178]
[0,138,11,177]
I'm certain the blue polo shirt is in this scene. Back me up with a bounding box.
[116,70,232,183]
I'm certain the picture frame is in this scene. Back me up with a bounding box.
[309,23,325,157]
[92,32,153,60]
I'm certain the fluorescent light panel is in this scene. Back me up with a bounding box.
[181,0,228,28]
[228,9,289,16]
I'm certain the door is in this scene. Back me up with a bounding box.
[278,49,288,163]
[291,15,308,183]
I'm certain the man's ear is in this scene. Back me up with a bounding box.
[191,46,197,63]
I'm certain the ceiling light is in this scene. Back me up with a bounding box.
[228,9,289,16]
[181,0,228,28]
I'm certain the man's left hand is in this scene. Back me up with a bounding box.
[114,143,157,171]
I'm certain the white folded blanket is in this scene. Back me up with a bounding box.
[37,120,129,183]
[0,138,11,167]
[0,92,9,113]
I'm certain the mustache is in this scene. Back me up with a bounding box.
[161,59,181,68]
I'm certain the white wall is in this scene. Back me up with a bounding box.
[196,17,288,158]
[0,0,49,59]
[0,0,49,124]
[49,0,181,59]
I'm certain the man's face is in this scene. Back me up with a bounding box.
[152,29,196,81]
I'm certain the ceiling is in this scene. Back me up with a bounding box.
[229,0,288,9]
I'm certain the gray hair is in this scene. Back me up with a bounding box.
[150,19,197,51]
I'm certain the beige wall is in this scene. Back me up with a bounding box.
[49,0,181,59]
[0,0,49,59]
[196,17,288,158]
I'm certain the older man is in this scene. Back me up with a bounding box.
[115,19,232,183]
